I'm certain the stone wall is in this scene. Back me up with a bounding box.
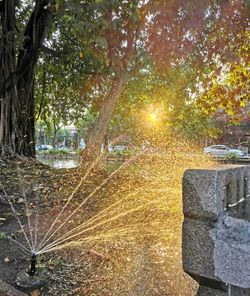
[182,166,250,295]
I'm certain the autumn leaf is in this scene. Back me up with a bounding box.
[31,290,40,296]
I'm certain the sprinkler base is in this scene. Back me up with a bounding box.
[16,270,48,292]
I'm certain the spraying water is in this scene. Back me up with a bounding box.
[1,141,217,295]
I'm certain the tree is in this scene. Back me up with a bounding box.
[83,0,249,155]
[197,29,250,121]
[0,0,53,158]
[73,0,142,158]
[5,0,246,159]
[108,65,220,145]
[34,5,104,129]
[31,0,248,160]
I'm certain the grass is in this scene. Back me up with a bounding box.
[0,232,7,240]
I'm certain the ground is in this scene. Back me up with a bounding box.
[0,151,213,295]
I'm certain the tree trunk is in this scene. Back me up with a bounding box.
[83,74,128,160]
[0,0,51,158]
[0,1,17,157]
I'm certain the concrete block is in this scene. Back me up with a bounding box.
[211,217,250,289]
[196,285,226,296]
[183,169,220,222]
[196,285,250,296]
[183,166,250,222]
[182,166,250,294]
[182,219,217,280]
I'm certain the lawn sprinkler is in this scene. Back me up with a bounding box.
[28,252,37,276]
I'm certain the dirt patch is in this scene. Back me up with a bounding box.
[0,279,28,296]
[0,202,28,284]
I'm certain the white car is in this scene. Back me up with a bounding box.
[204,145,245,158]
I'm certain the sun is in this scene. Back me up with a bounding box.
[142,106,163,127]
[149,111,158,122]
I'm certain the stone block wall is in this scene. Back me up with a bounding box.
[182,166,250,295]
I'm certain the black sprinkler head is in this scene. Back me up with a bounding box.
[28,252,37,276]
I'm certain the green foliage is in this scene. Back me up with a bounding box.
[0,232,7,240]
[37,148,70,155]
[109,65,220,143]
[35,0,142,139]
[224,153,238,161]
[110,148,134,157]
[36,255,62,272]
[143,1,248,72]
[174,106,222,143]
[197,30,249,122]
[36,121,73,148]
[74,148,83,155]
[75,110,97,138]
[33,0,249,147]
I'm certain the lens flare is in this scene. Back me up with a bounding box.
[149,111,158,122]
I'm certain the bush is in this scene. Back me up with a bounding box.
[37,148,70,155]
[109,148,135,157]
[50,148,70,155]
[75,148,83,155]
[224,152,238,160]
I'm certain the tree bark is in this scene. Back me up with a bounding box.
[83,74,128,160]
[0,0,51,158]
[0,0,17,157]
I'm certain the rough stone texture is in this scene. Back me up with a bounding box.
[182,166,250,295]
[214,215,250,245]
[211,216,250,289]
[197,285,250,296]
[183,169,221,221]
[0,279,28,296]
[196,286,226,296]
[182,219,217,280]
[183,166,250,222]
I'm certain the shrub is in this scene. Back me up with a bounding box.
[224,152,238,160]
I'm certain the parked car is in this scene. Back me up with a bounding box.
[204,145,245,158]
[36,144,53,151]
